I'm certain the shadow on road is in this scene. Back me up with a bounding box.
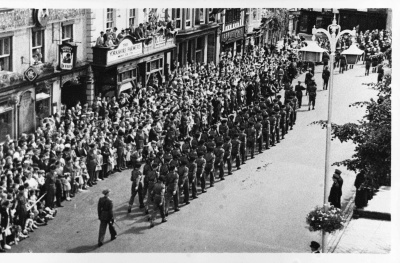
[67,244,99,253]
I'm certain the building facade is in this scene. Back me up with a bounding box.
[174,8,220,66]
[244,8,263,52]
[220,8,246,57]
[0,8,89,143]
[88,8,177,99]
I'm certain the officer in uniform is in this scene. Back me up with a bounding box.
[144,162,159,215]
[177,159,190,205]
[128,163,145,213]
[231,133,241,170]
[223,136,232,175]
[239,126,247,164]
[247,122,256,159]
[149,177,167,228]
[214,141,225,181]
[254,117,263,154]
[165,165,180,217]
[188,152,198,199]
[98,189,117,247]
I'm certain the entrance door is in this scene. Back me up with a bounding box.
[195,50,203,64]
[61,81,87,109]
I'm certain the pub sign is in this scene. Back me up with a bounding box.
[59,43,77,70]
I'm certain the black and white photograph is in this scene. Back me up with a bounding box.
[0,1,398,262]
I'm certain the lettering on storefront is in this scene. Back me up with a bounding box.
[221,27,245,43]
[107,38,143,64]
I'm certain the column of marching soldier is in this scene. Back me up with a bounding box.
[126,91,299,228]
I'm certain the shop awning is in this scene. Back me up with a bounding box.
[0,104,13,114]
[36,92,51,101]
[341,44,364,55]
[120,82,133,92]
[299,41,328,53]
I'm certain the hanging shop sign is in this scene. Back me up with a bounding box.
[107,38,143,64]
[59,42,77,70]
[24,66,40,82]
[221,27,245,43]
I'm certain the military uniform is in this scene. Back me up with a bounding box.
[246,124,256,158]
[214,145,225,181]
[195,154,206,193]
[188,158,198,198]
[239,129,247,164]
[269,113,276,146]
[254,119,263,153]
[144,168,158,212]
[165,168,180,215]
[128,169,144,212]
[204,150,216,187]
[279,107,287,138]
[177,163,190,204]
[223,139,232,175]
[150,181,166,226]
[262,115,270,149]
[98,193,117,245]
[275,110,281,143]
[231,135,241,169]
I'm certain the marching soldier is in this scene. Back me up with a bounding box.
[279,105,287,138]
[195,151,206,193]
[239,126,247,164]
[214,141,225,181]
[142,158,153,200]
[223,136,233,175]
[275,109,281,143]
[262,113,270,150]
[188,153,198,199]
[149,177,167,228]
[144,162,159,215]
[165,165,180,217]
[247,122,256,159]
[219,119,229,138]
[205,146,216,187]
[269,111,276,147]
[127,163,145,213]
[231,133,241,170]
[177,159,190,205]
[254,117,263,154]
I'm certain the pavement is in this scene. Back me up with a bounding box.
[7,61,381,254]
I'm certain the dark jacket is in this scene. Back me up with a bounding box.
[98,196,114,221]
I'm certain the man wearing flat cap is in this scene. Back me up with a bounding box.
[98,189,117,247]
[328,169,344,209]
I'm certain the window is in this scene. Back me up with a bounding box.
[32,29,44,64]
[225,9,241,25]
[129,9,135,26]
[186,8,191,27]
[118,68,137,82]
[62,24,73,42]
[0,37,11,71]
[195,8,205,25]
[172,9,181,29]
[146,58,163,73]
[106,8,114,30]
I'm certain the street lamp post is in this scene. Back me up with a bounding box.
[311,14,356,253]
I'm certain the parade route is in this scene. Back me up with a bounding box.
[11,62,379,253]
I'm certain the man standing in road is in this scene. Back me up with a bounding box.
[295,81,306,108]
[98,189,117,247]
[328,169,344,209]
[322,66,330,90]
[307,78,317,111]
[149,177,167,228]
[127,163,145,213]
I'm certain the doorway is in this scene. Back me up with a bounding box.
[61,80,87,109]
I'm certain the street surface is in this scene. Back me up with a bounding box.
[12,62,379,253]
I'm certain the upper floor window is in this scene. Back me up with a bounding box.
[0,37,11,71]
[62,24,73,43]
[225,8,241,24]
[186,8,191,27]
[32,29,44,64]
[129,9,136,26]
[106,8,114,30]
[172,9,182,29]
[195,8,205,25]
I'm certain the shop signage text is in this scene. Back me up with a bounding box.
[59,43,77,70]
[221,27,245,43]
[107,38,143,64]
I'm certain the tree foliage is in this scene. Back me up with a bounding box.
[311,75,391,187]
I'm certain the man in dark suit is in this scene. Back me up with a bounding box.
[310,241,320,253]
[328,169,344,209]
[98,189,117,247]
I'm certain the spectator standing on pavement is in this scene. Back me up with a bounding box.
[322,66,330,90]
[339,53,347,74]
[310,241,321,253]
[295,81,306,108]
[328,169,344,209]
[307,78,317,111]
[365,55,372,76]
[97,189,117,247]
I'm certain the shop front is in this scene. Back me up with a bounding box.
[221,26,245,56]
[176,24,219,66]
[92,35,176,98]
